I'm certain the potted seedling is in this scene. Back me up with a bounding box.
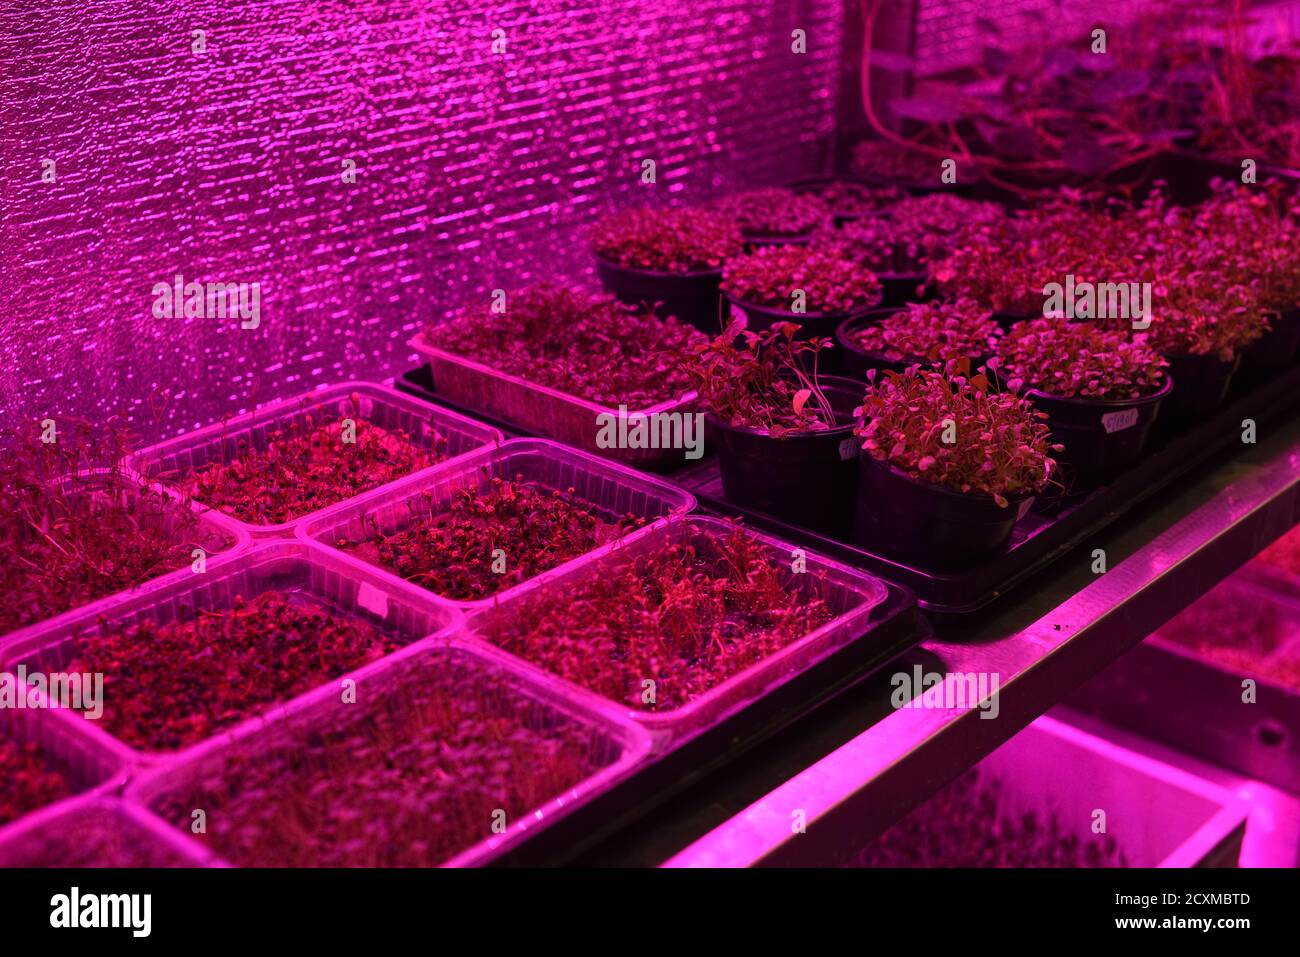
[0,420,236,637]
[721,244,882,341]
[836,298,1002,381]
[591,206,744,332]
[685,319,861,532]
[787,177,904,225]
[1142,285,1268,419]
[885,194,1005,267]
[853,362,1057,567]
[992,317,1170,486]
[811,218,929,307]
[712,187,830,245]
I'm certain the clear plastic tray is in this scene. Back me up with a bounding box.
[0,468,250,646]
[464,515,891,748]
[410,330,702,469]
[297,438,697,610]
[1,541,459,766]
[127,380,505,536]
[125,635,652,868]
[0,795,214,867]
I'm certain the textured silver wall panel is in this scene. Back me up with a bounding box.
[0,1,842,436]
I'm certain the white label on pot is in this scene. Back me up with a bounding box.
[1101,408,1139,433]
[838,438,858,461]
[356,582,389,618]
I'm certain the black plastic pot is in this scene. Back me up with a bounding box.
[726,296,879,342]
[710,376,864,534]
[1240,309,1300,378]
[1025,375,1172,487]
[878,271,929,308]
[852,453,1035,570]
[835,309,918,381]
[1161,352,1242,421]
[594,254,726,334]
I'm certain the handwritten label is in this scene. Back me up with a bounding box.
[838,438,859,461]
[1101,408,1140,433]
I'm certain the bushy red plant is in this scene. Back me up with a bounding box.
[810,217,900,273]
[992,317,1167,400]
[591,206,743,273]
[477,525,834,711]
[685,319,837,434]
[340,477,647,601]
[886,194,1005,263]
[848,299,1001,364]
[0,420,226,636]
[153,662,611,867]
[712,187,829,238]
[722,245,882,314]
[1142,286,1270,361]
[183,405,443,526]
[854,363,1057,507]
[852,769,1126,868]
[435,284,703,407]
[65,592,396,751]
[0,739,70,828]
[797,180,904,218]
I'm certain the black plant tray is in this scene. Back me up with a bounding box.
[671,362,1300,618]
[487,577,923,866]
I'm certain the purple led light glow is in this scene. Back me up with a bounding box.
[0,1,842,434]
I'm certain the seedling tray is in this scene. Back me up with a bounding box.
[409,331,702,471]
[1,541,458,764]
[0,796,213,867]
[0,468,250,644]
[1068,570,1300,795]
[125,637,652,868]
[459,516,922,864]
[673,361,1300,617]
[128,380,505,536]
[297,438,697,611]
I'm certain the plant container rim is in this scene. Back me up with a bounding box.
[703,374,864,442]
[0,539,461,766]
[591,249,726,281]
[123,630,653,869]
[724,294,883,324]
[296,437,698,611]
[463,514,892,746]
[1021,370,1175,407]
[860,448,1043,510]
[127,380,505,537]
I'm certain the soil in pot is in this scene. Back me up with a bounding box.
[151,663,613,867]
[1160,352,1241,422]
[476,525,834,711]
[63,591,402,752]
[339,477,648,602]
[853,453,1033,569]
[0,738,71,828]
[181,413,445,525]
[850,768,1126,867]
[712,376,863,534]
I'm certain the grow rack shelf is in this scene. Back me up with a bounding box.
[578,404,1300,866]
